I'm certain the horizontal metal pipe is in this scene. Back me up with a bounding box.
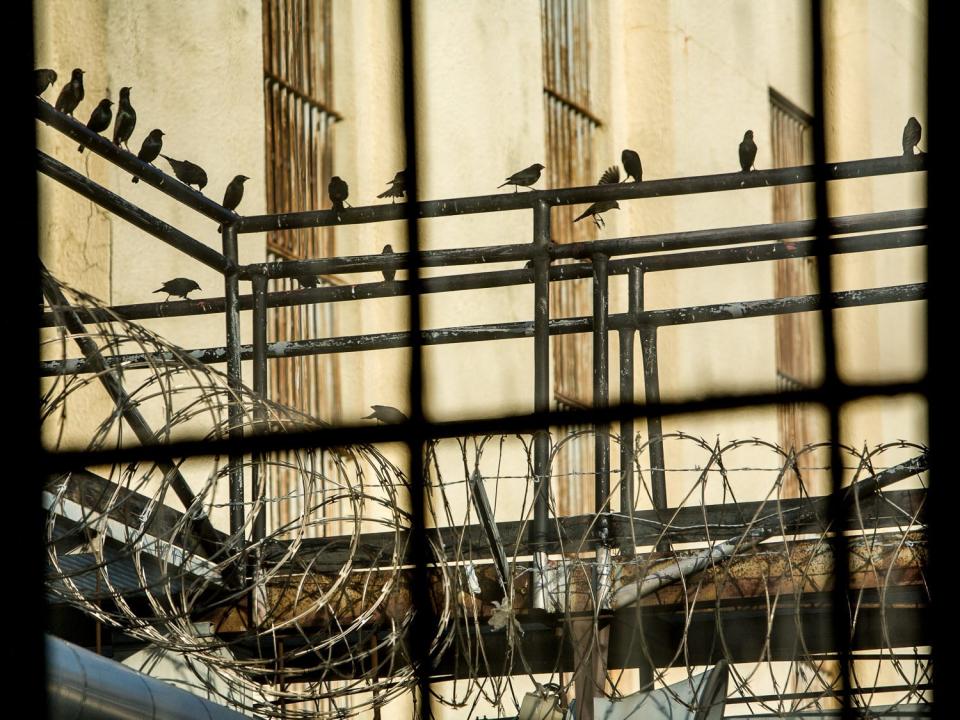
[47,634,251,720]
[40,282,926,376]
[37,151,232,273]
[42,378,925,473]
[239,208,924,277]
[36,98,236,223]
[41,227,926,328]
[237,155,926,233]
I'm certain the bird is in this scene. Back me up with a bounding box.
[132,129,165,183]
[328,176,349,216]
[296,274,319,289]
[161,155,208,192]
[77,98,113,152]
[739,130,757,172]
[377,170,406,203]
[362,405,409,424]
[498,163,544,192]
[574,200,620,229]
[598,165,620,184]
[54,68,85,116]
[902,117,922,156]
[622,149,642,183]
[381,244,396,282]
[36,68,58,96]
[112,86,136,150]
[217,175,250,232]
[153,277,201,301]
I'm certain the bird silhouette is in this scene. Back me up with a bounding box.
[362,405,409,424]
[161,155,208,192]
[36,68,58,96]
[54,68,85,116]
[329,176,349,217]
[112,86,136,149]
[381,244,396,282]
[739,130,757,172]
[622,149,642,183]
[598,165,620,184]
[377,170,406,203]
[132,129,164,183]
[902,117,922,156]
[217,174,251,232]
[574,200,619,229]
[153,278,201,301]
[296,274,319,289]
[77,98,112,152]
[498,163,544,192]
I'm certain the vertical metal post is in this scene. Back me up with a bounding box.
[618,268,642,524]
[592,253,611,605]
[251,273,268,545]
[222,224,245,543]
[531,199,551,612]
[636,269,668,513]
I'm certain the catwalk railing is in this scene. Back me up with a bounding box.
[37,94,929,719]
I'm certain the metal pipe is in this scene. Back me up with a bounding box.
[42,227,926,329]
[467,469,511,593]
[531,200,551,612]
[36,98,237,224]
[619,268,642,522]
[236,156,926,233]
[592,254,611,550]
[251,273,268,546]
[46,634,252,720]
[221,225,245,543]
[36,151,232,273]
[239,208,924,277]
[41,282,927,375]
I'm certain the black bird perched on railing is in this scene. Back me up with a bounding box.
[132,129,164,183]
[54,68,85,116]
[153,277,201,301]
[902,117,922,156]
[381,244,396,282]
[77,99,112,153]
[362,405,409,424]
[296,274,319,288]
[622,149,642,183]
[217,175,250,232]
[377,170,406,202]
[112,86,136,150]
[329,176,349,217]
[739,130,757,172]
[161,155,208,192]
[36,68,58,95]
[498,163,544,192]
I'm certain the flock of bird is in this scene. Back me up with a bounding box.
[36,66,924,425]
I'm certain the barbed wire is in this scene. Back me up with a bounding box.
[42,273,930,718]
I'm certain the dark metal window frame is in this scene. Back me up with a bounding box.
[33,3,941,718]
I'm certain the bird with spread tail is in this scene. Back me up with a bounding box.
[154,278,201,301]
[112,86,136,150]
[77,99,112,152]
[132,130,165,183]
[622,149,642,183]
[36,68,58,96]
[378,170,406,202]
[498,163,544,192]
[739,130,757,172]
[573,164,621,229]
[362,405,409,424]
[902,117,922,156]
[54,68,85,116]
[162,155,208,192]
